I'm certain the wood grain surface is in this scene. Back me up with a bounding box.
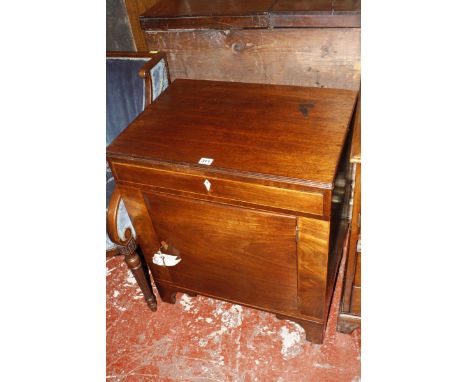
[140,0,360,29]
[111,162,325,217]
[338,92,361,331]
[297,217,330,322]
[145,28,360,90]
[107,79,357,186]
[144,192,298,313]
[107,79,357,343]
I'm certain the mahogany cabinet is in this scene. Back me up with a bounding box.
[139,0,361,90]
[107,79,358,343]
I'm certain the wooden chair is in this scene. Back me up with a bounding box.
[106,51,171,311]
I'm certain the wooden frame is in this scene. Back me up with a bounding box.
[107,79,358,342]
[106,51,171,108]
[139,0,360,90]
[338,90,361,333]
[139,0,361,30]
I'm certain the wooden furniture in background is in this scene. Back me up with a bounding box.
[139,0,360,90]
[338,91,361,333]
[107,79,358,343]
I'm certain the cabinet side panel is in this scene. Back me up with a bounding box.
[297,217,330,323]
[350,286,361,315]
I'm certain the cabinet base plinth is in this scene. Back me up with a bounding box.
[276,314,324,344]
[154,282,326,344]
[155,283,177,304]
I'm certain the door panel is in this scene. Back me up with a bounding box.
[143,191,298,312]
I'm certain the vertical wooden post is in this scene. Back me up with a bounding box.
[121,237,157,311]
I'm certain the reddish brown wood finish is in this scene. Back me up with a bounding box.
[271,0,332,12]
[334,0,361,11]
[108,79,357,186]
[271,0,360,28]
[276,314,324,343]
[145,192,298,313]
[350,90,361,164]
[140,0,272,30]
[107,80,357,343]
[112,161,325,217]
[143,0,274,17]
[140,0,360,29]
[338,91,361,333]
[297,217,330,321]
[341,163,360,312]
[272,0,360,13]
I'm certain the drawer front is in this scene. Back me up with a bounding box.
[143,191,298,313]
[112,162,324,216]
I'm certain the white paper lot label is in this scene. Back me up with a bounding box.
[152,251,181,267]
[198,157,214,165]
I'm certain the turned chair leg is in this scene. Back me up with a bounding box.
[124,248,157,311]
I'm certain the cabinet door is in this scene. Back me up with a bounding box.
[143,191,298,313]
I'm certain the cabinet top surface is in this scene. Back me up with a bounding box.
[107,79,357,187]
[141,0,361,29]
